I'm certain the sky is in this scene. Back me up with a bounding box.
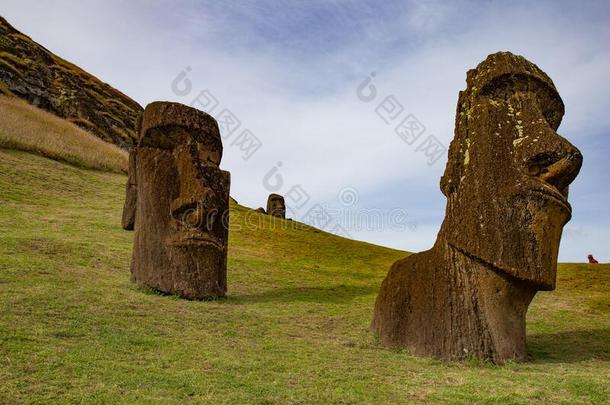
[2,0,609,262]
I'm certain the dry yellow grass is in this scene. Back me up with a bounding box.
[0,95,127,173]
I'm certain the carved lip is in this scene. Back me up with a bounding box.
[166,232,224,250]
[528,183,572,213]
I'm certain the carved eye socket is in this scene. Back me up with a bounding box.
[479,74,564,130]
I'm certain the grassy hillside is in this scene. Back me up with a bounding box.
[0,95,127,173]
[0,148,609,403]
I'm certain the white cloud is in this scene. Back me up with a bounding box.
[1,0,608,262]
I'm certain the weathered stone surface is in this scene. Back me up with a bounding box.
[255,207,266,214]
[371,52,583,363]
[122,101,230,299]
[121,151,137,230]
[0,16,142,148]
[266,194,286,219]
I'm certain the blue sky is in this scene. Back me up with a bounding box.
[2,0,609,261]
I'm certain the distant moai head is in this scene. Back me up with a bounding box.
[122,102,230,299]
[266,193,286,219]
[439,52,582,290]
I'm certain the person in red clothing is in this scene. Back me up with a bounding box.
[588,254,599,264]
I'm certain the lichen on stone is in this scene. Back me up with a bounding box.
[513,135,528,147]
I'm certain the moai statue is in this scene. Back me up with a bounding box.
[371,52,583,363]
[122,102,230,299]
[266,193,286,219]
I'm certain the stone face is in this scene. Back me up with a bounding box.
[266,193,286,219]
[371,52,583,363]
[122,101,230,299]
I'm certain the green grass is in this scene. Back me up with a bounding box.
[0,148,609,404]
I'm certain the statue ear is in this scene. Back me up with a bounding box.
[440,144,461,196]
[135,112,143,139]
[121,150,137,231]
[441,152,462,197]
[441,91,467,197]
[440,172,455,196]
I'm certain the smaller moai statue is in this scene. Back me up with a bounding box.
[266,193,286,219]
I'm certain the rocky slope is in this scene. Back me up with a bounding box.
[0,16,142,148]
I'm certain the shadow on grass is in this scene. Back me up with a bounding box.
[528,328,610,363]
[230,284,376,305]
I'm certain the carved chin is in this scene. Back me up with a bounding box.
[445,198,567,290]
[487,202,566,290]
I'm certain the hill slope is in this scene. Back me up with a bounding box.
[0,149,609,403]
[0,16,142,148]
[0,95,127,173]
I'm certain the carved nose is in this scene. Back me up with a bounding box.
[526,141,582,194]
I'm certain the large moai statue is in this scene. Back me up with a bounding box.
[371,52,582,362]
[122,102,230,299]
[266,193,286,219]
